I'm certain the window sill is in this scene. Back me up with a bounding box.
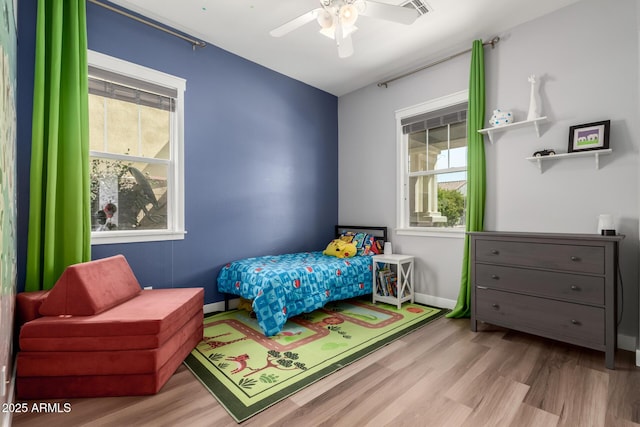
[395,228,465,239]
[91,230,186,245]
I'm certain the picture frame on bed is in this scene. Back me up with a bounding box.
[568,120,610,153]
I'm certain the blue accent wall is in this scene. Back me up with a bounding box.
[16,1,338,304]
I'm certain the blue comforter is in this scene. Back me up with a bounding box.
[217,251,373,336]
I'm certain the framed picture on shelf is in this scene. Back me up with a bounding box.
[568,120,610,153]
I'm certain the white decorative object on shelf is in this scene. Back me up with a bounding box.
[490,109,514,127]
[478,116,548,144]
[527,74,541,120]
[525,148,612,172]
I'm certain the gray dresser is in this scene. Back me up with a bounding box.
[469,231,623,369]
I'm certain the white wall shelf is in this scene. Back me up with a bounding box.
[478,116,548,143]
[525,149,612,173]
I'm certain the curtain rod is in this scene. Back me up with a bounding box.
[88,0,207,49]
[377,36,500,88]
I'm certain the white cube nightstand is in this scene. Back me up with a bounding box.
[372,254,415,309]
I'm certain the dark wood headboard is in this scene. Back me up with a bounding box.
[335,225,388,243]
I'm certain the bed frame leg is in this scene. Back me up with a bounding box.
[224,293,229,311]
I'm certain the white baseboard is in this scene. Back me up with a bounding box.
[208,294,455,315]
[413,292,457,310]
[617,333,636,353]
[203,298,238,314]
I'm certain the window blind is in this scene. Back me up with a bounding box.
[401,102,468,134]
[88,66,176,111]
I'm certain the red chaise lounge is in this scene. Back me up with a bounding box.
[15,255,204,399]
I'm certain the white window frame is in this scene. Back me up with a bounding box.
[395,90,468,238]
[88,50,186,245]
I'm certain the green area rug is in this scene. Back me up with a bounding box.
[184,298,447,422]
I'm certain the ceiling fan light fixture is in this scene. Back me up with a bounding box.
[316,9,334,29]
[339,4,359,27]
[319,25,357,40]
[270,0,420,59]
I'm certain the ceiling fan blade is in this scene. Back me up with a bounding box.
[335,18,354,58]
[270,8,321,37]
[360,1,419,25]
[337,34,354,58]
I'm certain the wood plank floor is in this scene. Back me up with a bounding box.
[12,317,640,426]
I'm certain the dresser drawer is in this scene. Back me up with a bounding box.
[475,288,605,348]
[475,264,604,305]
[475,239,604,274]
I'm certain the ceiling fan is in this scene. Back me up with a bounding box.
[270,0,420,59]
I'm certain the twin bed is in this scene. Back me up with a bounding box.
[217,225,388,336]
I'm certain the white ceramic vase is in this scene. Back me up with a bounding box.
[527,74,540,120]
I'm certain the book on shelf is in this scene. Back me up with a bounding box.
[377,268,398,297]
[376,269,387,295]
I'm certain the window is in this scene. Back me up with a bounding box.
[396,91,468,235]
[88,51,186,244]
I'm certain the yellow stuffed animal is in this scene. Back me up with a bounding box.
[323,239,357,258]
[238,297,253,311]
[237,297,256,318]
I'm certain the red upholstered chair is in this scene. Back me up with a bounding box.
[15,255,204,399]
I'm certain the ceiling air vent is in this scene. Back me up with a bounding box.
[402,0,431,16]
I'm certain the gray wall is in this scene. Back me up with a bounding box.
[338,0,639,349]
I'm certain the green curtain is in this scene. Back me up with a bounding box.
[25,0,90,291]
[447,40,486,318]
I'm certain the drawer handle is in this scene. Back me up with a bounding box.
[571,319,581,325]
[491,304,500,310]
[491,274,500,280]
[490,249,500,255]
[570,285,580,291]
[570,256,581,262]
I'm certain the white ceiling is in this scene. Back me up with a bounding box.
[106,0,580,96]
